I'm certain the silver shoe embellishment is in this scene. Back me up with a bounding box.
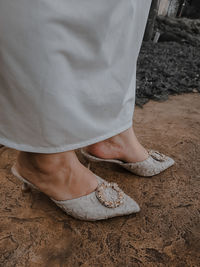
[148,150,166,162]
[96,182,124,208]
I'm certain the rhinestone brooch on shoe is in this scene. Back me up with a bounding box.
[96,182,124,208]
[148,150,166,162]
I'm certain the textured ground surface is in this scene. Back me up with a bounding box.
[0,94,200,267]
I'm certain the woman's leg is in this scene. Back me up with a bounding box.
[16,151,98,201]
[86,126,148,163]
[16,124,147,201]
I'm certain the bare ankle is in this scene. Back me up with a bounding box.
[16,151,98,201]
[16,151,77,177]
[87,136,125,160]
[85,126,148,162]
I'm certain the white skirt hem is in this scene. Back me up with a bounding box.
[0,121,133,153]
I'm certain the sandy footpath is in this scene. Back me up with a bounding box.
[0,93,199,266]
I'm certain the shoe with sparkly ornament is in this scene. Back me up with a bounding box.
[11,164,140,221]
[81,149,175,177]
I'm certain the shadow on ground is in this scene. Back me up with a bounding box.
[0,94,200,267]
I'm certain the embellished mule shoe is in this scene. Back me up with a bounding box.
[81,149,175,177]
[11,165,140,221]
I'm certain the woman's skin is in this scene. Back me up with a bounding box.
[16,127,148,201]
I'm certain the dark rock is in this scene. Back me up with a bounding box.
[136,17,200,106]
[182,0,200,19]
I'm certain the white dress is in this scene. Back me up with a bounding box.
[0,0,151,153]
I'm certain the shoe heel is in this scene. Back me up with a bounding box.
[21,182,31,192]
[84,157,91,170]
[84,158,91,170]
[87,162,91,170]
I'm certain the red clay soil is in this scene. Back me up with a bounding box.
[0,94,199,267]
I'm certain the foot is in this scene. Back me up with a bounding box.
[16,151,98,201]
[85,127,148,163]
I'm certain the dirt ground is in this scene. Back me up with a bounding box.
[0,93,199,267]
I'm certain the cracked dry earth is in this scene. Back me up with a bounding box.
[0,94,200,267]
